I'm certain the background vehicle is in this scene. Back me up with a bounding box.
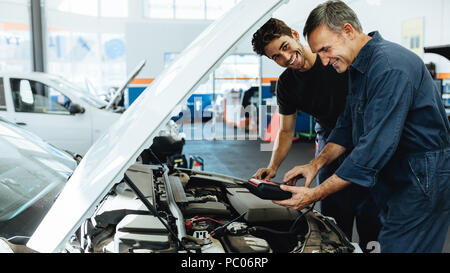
[0,72,120,155]
[0,117,77,226]
[0,61,148,155]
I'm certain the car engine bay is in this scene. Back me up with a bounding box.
[65,164,355,253]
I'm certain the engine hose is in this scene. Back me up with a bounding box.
[289,203,315,233]
[249,204,316,237]
[248,226,295,236]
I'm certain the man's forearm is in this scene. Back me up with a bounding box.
[268,130,294,170]
[276,173,352,210]
[312,174,352,201]
[310,142,346,171]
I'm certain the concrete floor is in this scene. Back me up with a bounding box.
[183,139,315,181]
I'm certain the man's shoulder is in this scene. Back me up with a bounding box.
[279,67,300,81]
[369,39,423,77]
[278,65,322,84]
[277,68,304,92]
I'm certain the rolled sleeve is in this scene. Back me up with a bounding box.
[335,156,377,188]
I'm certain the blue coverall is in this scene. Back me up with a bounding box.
[328,31,450,253]
[315,123,381,251]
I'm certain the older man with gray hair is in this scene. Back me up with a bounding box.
[276,0,450,253]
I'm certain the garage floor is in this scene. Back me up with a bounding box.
[183,139,315,181]
[183,138,450,253]
[179,119,316,180]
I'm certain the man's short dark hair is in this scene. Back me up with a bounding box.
[252,18,293,56]
[303,0,362,39]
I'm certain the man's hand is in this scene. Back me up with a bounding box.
[252,167,277,180]
[253,114,296,181]
[283,163,319,187]
[275,174,352,210]
[273,185,319,210]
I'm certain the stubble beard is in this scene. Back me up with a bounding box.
[295,41,307,71]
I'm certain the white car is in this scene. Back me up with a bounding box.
[0,0,360,254]
[0,61,146,155]
[0,117,77,223]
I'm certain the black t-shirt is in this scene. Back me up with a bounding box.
[276,56,348,130]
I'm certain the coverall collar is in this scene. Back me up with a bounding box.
[350,31,382,74]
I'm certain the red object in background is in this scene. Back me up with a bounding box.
[264,110,299,143]
[264,110,280,142]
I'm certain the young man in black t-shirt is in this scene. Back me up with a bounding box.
[251,18,380,251]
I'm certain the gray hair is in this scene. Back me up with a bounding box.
[303,0,363,39]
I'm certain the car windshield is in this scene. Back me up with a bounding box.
[48,77,108,109]
[0,119,77,221]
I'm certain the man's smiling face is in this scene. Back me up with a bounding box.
[264,30,308,72]
[307,24,354,73]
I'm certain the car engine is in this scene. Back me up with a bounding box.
[65,164,355,253]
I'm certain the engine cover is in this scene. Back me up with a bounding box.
[226,188,299,224]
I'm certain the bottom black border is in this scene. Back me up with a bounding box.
[2,253,447,272]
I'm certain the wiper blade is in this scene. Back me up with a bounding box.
[64,150,83,164]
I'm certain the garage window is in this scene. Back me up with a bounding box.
[214,54,260,95]
[145,0,242,20]
[46,0,98,17]
[0,78,5,111]
[175,0,204,19]
[0,1,32,73]
[146,0,174,19]
[206,0,235,20]
[9,78,71,115]
[100,0,128,17]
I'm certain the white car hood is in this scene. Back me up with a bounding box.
[27,0,288,253]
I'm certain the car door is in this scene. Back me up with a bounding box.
[0,76,16,123]
[7,77,92,154]
[0,78,6,113]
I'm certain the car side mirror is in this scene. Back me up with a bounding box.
[69,104,85,115]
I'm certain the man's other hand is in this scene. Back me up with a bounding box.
[252,167,277,180]
[283,163,319,187]
[273,185,319,210]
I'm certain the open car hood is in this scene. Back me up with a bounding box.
[105,59,147,110]
[27,0,288,253]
